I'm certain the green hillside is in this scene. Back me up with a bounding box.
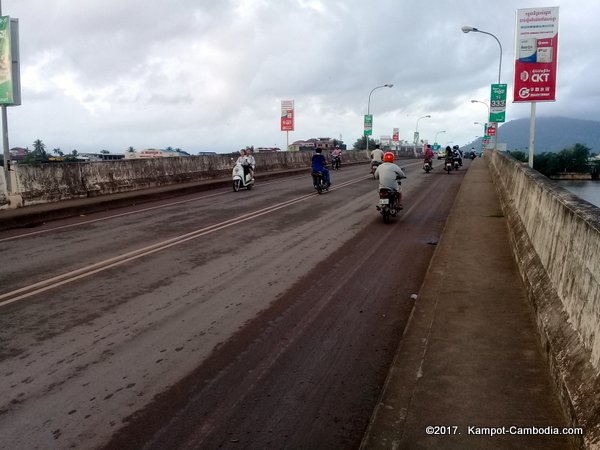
[466,117,600,154]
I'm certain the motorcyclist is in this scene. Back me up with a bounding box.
[444,145,454,167]
[311,148,331,187]
[245,149,256,177]
[470,147,477,159]
[236,149,252,181]
[374,152,407,209]
[331,146,342,168]
[424,144,434,168]
[370,144,385,174]
[452,145,463,166]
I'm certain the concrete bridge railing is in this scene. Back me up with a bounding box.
[0,150,375,208]
[487,149,600,448]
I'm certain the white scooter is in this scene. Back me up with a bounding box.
[232,162,254,191]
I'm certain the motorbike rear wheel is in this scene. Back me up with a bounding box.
[382,208,391,223]
[313,175,324,194]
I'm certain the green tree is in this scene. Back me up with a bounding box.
[22,139,49,164]
[333,138,344,149]
[100,149,110,154]
[52,148,64,157]
[569,143,591,172]
[533,152,560,177]
[127,146,135,153]
[353,136,377,151]
[507,150,528,163]
[532,144,591,177]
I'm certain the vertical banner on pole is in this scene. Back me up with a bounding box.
[0,16,13,105]
[513,7,559,103]
[363,115,373,136]
[489,84,507,123]
[392,128,399,141]
[281,100,294,131]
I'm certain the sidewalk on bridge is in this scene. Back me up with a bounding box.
[361,158,578,449]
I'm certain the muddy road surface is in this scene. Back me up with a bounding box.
[0,160,467,449]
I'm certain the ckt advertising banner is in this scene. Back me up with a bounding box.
[514,7,559,102]
[281,100,294,131]
[0,16,13,104]
[392,127,399,141]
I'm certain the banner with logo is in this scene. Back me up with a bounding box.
[364,114,373,136]
[392,128,399,141]
[281,100,294,131]
[0,16,13,104]
[513,7,559,102]
[490,84,507,122]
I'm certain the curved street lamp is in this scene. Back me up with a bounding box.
[461,26,503,84]
[463,26,504,151]
[471,99,490,118]
[434,130,446,144]
[365,84,393,155]
[413,115,431,157]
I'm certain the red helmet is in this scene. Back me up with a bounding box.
[383,152,394,163]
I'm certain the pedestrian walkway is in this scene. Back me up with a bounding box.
[361,158,578,449]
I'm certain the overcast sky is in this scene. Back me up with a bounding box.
[3,0,599,154]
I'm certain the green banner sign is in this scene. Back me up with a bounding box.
[489,83,507,123]
[0,16,13,105]
[364,114,373,136]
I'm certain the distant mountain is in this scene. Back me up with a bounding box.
[466,117,600,154]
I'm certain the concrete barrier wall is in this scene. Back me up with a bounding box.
[0,168,6,207]
[2,150,370,207]
[488,150,600,367]
[487,150,600,448]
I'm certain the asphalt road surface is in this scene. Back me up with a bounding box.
[0,160,467,449]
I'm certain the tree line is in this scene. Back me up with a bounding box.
[508,143,600,178]
[17,140,184,164]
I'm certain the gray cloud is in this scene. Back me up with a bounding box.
[4,0,598,153]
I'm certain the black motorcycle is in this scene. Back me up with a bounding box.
[370,160,382,179]
[331,155,341,170]
[376,187,401,223]
[312,171,328,194]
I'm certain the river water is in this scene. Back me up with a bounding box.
[555,180,600,208]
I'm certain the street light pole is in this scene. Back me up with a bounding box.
[471,100,490,149]
[434,130,446,144]
[462,26,503,150]
[474,121,487,134]
[461,26,502,85]
[413,115,430,157]
[0,1,10,193]
[365,84,393,156]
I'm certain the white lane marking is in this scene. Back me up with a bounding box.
[0,170,374,243]
[0,176,370,306]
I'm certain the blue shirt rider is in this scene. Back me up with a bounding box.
[311,148,331,187]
